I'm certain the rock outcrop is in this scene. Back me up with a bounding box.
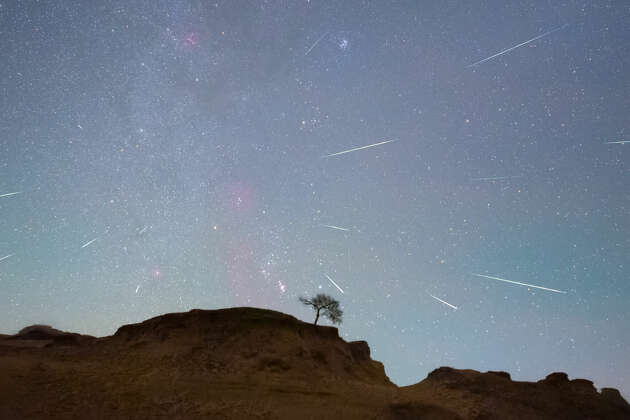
[0,307,628,420]
[397,366,630,420]
[4,324,95,348]
[107,307,392,386]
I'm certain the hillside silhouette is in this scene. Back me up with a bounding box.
[1,307,628,419]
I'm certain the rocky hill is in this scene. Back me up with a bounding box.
[1,307,628,419]
[394,367,630,419]
[4,324,95,348]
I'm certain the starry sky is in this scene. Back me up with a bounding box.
[1,0,629,396]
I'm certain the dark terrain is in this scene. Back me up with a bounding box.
[1,307,628,419]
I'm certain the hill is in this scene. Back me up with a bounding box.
[0,307,627,419]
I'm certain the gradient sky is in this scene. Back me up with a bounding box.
[1,0,629,396]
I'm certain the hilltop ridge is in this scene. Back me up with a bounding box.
[0,307,628,419]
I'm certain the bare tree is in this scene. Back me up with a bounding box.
[299,294,343,325]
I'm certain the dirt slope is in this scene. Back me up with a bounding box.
[1,307,627,419]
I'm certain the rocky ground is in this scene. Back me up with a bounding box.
[1,307,628,419]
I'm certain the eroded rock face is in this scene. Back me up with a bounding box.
[570,378,597,395]
[1,308,629,420]
[540,373,600,395]
[348,340,370,361]
[105,307,393,386]
[541,371,570,385]
[426,366,461,383]
[601,388,630,408]
[487,370,511,380]
[410,367,630,420]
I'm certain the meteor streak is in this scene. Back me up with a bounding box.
[321,224,350,232]
[0,254,14,262]
[467,24,568,68]
[324,273,345,294]
[304,32,328,56]
[471,273,567,294]
[428,293,458,310]
[81,238,98,249]
[471,176,522,181]
[0,191,21,198]
[323,140,396,157]
[605,140,629,144]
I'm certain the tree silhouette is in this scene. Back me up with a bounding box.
[299,294,343,325]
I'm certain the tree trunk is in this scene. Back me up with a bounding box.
[314,308,320,325]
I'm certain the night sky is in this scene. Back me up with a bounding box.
[1,1,629,396]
